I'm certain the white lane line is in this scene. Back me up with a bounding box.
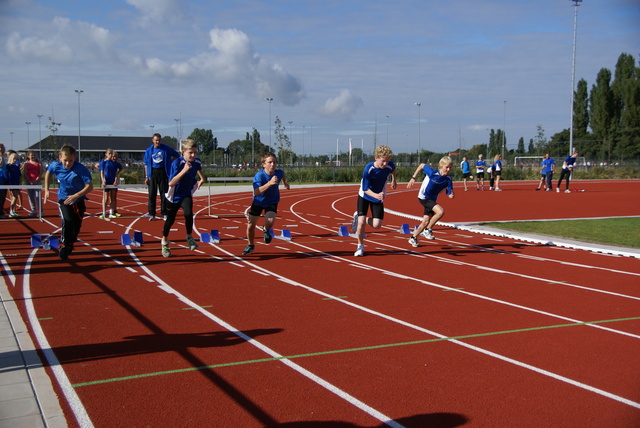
[23,249,94,428]
[125,243,405,428]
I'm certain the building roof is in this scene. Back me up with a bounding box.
[26,135,155,153]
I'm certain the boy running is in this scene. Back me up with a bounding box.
[161,139,205,257]
[243,153,290,256]
[351,145,397,257]
[407,156,454,246]
[44,145,93,260]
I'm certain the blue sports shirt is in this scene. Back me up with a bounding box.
[165,157,202,203]
[99,159,120,184]
[417,164,453,202]
[47,161,92,201]
[358,160,396,203]
[253,169,285,207]
[475,160,486,173]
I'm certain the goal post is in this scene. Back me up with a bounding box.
[513,156,543,167]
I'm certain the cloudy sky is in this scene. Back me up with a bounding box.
[1,0,638,157]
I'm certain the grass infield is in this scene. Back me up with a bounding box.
[482,217,640,249]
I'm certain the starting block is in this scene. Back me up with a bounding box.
[121,232,143,247]
[201,229,220,244]
[338,225,363,238]
[274,229,292,241]
[31,234,59,249]
[398,224,411,234]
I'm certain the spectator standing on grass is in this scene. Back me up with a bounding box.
[143,133,180,221]
[44,145,93,261]
[535,153,555,191]
[460,156,472,191]
[242,152,290,256]
[406,156,455,246]
[475,154,486,191]
[557,151,579,193]
[161,139,205,258]
[23,151,42,217]
[350,145,397,257]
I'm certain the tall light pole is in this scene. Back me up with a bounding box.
[302,125,305,166]
[10,131,14,150]
[386,115,390,145]
[569,0,583,155]
[502,100,507,159]
[288,121,293,165]
[75,89,83,162]
[25,122,31,150]
[37,114,43,161]
[415,102,422,163]
[174,118,181,149]
[265,97,273,149]
[150,125,155,133]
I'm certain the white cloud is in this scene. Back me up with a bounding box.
[125,0,186,25]
[5,17,115,63]
[132,27,305,105]
[317,89,364,120]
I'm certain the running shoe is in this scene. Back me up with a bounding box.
[186,235,198,251]
[263,227,273,244]
[354,244,365,257]
[114,212,122,217]
[556,188,560,193]
[108,214,117,219]
[351,211,358,233]
[59,246,71,261]
[9,212,19,218]
[408,236,419,248]
[149,216,156,221]
[421,229,435,240]
[495,188,502,191]
[161,243,171,258]
[565,189,571,193]
[242,244,255,255]
[28,211,38,217]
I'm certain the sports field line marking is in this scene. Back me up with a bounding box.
[123,232,404,428]
[23,248,94,428]
[0,251,16,287]
[72,316,640,392]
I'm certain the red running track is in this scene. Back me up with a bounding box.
[1,179,639,427]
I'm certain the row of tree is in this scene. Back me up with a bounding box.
[179,53,638,167]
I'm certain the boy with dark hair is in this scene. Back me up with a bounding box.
[44,145,93,260]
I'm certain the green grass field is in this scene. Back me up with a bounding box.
[482,217,640,248]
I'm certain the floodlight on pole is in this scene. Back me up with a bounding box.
[75,90,83,162]
[569,0,583,155]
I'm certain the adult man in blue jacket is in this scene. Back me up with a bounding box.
[143,133,180,220]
